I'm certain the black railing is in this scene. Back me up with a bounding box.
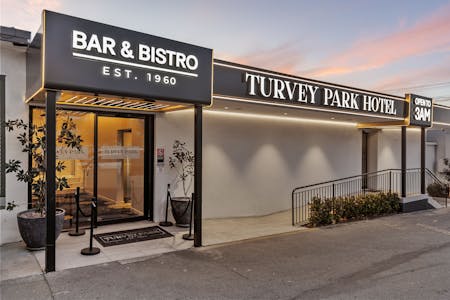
[292,168,448,226]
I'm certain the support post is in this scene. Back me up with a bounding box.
[401,126,407,198]
[194,105,202,247]
[45,90,57,273]
[421,127,426,194]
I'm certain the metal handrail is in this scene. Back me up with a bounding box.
[425,168,448,186]
[292,168,401,194]
[291,168,448,226]
[291,168,446,194]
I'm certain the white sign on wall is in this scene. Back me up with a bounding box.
[56,146,89,160]
[100,146,142,159]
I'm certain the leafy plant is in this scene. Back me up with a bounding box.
[309,192,400,227]
[309,196,333,226]
[4,116,82,215]
[427,182,449,198]
[442,158,450,182]
[168,140,194,197]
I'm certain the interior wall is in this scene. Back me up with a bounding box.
[97,117,145,212]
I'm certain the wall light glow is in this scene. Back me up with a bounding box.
[381,127,422,132]
[204,110,357,127]
[433,122,450,127]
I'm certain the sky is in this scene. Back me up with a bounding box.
[1,0,450,105]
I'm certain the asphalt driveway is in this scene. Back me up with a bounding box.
[2,208,450,299]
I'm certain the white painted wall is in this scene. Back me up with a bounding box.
[154,113,432,222]
[377,128,421,170]
[154,110,194,223]
[202,112,362,218]
[0,42,29,244]
[428,129,450,172]
[426,143,437,172]
[367,132,378,173]
[154,109,362,220]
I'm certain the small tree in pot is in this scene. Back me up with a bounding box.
[5,116,82,250]
[168,140,194,227]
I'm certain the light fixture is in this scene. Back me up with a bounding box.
[224,106,229,110]
[283,112,288,116]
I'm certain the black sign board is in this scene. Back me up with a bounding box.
[213,61,407,119]
[407,94,433,127]
[29,10,212,105]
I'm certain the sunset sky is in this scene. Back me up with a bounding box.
[1,0,450,104]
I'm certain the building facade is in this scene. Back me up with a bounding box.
[1,12,449,271]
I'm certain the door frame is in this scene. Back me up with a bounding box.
[28,106,155,225]
[95,112,154,225]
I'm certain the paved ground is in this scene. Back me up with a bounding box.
[1,208,449,300]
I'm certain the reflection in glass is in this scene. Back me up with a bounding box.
[32,110,145,227]
[97,116,144,221]
[32,109,95,229]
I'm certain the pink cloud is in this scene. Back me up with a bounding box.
[305,3,450,78]
[0,0,61,32]
[375,61,450,93]
[217,42,303,74]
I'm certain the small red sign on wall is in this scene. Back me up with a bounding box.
[157,148,164,163]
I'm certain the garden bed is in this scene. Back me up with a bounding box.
[308,192,400,227]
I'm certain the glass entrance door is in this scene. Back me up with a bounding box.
[97,116,145,222]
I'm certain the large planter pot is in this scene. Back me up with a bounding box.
[171,197,192,227]
[17,208,65,250]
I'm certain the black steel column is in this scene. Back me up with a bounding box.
[401,126,407,198]
[28,108,34,209]
[93,115,98,226]
[421,127,426,194]
[194,105,203,247]
[45,90,57,273]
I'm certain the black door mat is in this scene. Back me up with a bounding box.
[94,226,173,247]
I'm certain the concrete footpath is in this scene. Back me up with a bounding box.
[1,208,450,300]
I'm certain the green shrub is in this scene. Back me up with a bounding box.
[427,182,449,198]
[308,192,400,227]
[309,197,333,226]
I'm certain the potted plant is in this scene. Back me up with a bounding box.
[4,116,82,250]
[168,140,194,227]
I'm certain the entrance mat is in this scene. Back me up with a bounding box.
[94,226,173,247]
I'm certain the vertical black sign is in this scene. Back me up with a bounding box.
[408,94,432,127]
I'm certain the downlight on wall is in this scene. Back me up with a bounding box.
[204,110,357,127]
